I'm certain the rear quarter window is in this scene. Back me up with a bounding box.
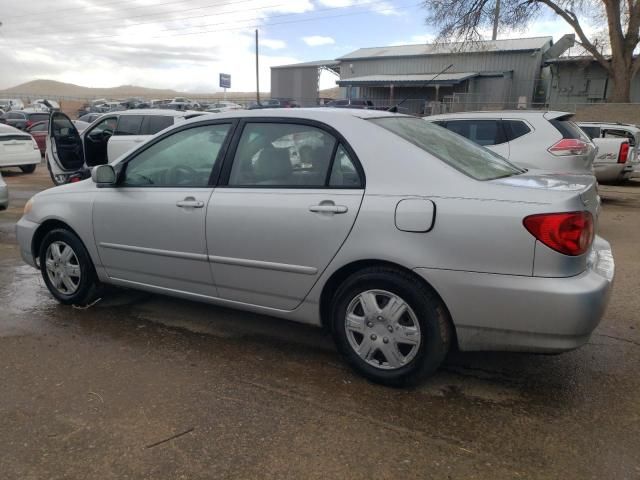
[550,118,588,140]
[371,117,522,181]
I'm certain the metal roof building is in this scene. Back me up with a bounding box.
[271,35,574,113]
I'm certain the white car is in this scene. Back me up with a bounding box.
[0,171,8,209]
[206,102,243,113]
[426,111,596,175]
[578,122,640,180]
[0,123,41,173]
[46,109,203,185]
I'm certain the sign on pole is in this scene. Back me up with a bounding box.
[219,73,231,89]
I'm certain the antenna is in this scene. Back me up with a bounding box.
[387,63,454,113]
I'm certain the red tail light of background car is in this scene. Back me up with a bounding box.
[548,139,590,156]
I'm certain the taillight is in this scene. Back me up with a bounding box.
[25,120,33,128]
[618,142,630,164]
[523,211,594,256]
[548,139,590,156]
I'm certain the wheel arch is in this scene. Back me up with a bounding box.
[31,219,84,262]
[318,259,458,348]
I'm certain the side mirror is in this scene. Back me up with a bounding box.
[91,164,117,186]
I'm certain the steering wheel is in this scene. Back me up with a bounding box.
[168,165,199,185]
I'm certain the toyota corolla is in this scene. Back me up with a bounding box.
[17,109,614,386]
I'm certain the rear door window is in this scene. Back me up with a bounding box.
[228,123,338,187]
[115,115,143,135]
[550,118,588,140]
[444,120,506,146]
[140,115,174,135]
[579,126,601,140]
[503,120,531,141]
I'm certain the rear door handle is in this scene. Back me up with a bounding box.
[176,197,204,208]
[309,204,348,214]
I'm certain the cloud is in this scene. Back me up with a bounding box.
[0,0,310,92]
[316,0,399,16]
[261,39,287,50]
[303,35,336,47]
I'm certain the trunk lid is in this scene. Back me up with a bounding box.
[0,134,33,154]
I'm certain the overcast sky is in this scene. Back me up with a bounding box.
[0,0,584,93]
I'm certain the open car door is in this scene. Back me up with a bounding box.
[47,112,84,171]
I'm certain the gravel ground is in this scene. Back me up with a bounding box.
[0,165,639,479]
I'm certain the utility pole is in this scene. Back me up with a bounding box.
[491,0,500,40]
[255,29,260,105]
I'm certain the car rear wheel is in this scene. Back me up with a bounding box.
[331,267,451,387]
[20,164,36,174]
[39,229,100,305]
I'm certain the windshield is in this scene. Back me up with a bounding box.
[369,117,523,181]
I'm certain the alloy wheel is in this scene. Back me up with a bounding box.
[345,289,421,370]
[45,241,81,295]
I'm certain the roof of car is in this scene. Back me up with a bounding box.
[577,121,640,130]
[0,123,28,135]
[426,110,572,120]
[188,107,405,125]
[112,109,197,117]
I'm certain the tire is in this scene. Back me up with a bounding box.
[331,267,451,387]
[39,228,100,306]
[20,164,36,174]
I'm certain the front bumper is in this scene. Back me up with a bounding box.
[16,217,39,268]
[415,236,614,353]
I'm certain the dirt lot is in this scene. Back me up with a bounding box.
[0,166,639,479]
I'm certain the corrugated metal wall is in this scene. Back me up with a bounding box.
[270,67,319,106]
[341,50,544,103]
[548,61,640,105]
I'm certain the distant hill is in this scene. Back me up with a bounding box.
[0,79,340,101]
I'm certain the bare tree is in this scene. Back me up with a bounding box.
[424,0,640,102]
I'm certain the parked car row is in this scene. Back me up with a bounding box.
[46,109,203,185]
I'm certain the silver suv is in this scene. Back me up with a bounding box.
[425,111,596,174]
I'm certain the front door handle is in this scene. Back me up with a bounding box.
[176,197,204,208]
[309,204,348,214]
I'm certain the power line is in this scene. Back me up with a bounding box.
[0,0,398,40]
[0,1,418,49]
[1,0,289,31]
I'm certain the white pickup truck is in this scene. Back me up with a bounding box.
[578,122,640,183]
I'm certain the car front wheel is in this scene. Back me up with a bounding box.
[20,164,36,174]
[39,229,100,305]
[331,267,451,387]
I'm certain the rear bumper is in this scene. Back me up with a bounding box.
[0,150,41,167]
[594,163,626,183]
[16,217,39,268]
[415,236,614,353]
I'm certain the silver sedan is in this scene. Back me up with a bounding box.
[16,109,614,386]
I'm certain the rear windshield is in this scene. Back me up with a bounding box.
[579,126,600,140]
[550,118,588,140]
[369,117,522,180]
[29,113,50,123]
[0,134,31,142]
